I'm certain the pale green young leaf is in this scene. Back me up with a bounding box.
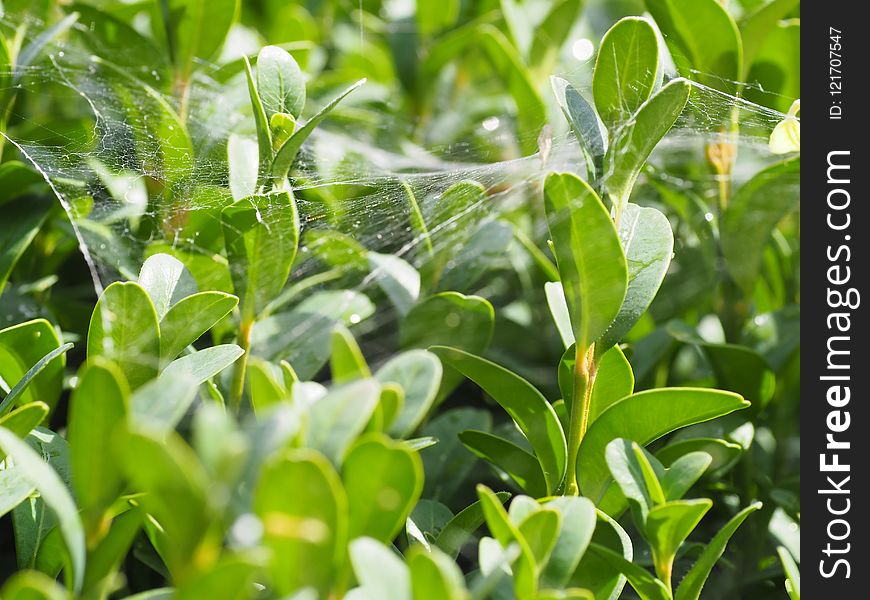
[349,537,411,600]
[377,349,442,437]
[256,45,305,120]
[87,282,160,390]
[137,253,197,321]
[539,496,597,589]
[645,499,712,584]
[330,325,371,384]
[305,379,381,465]
[593,17,661,129]
[407,544,468,600]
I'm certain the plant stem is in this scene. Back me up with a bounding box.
[229,319,253,412]
[654,554,673,596]
[564,343,597,496]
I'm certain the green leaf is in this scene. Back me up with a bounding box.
[378,350,442,438]
[161,0,239,78]
[0,467,35,519]
[330,325,371,383]
[175,555,262,600]
[257,45,305,121]
[244,56,272,175]
[0,345,71,418]
[271,79,366,183]
[528,0,583,79]
[247,358,287,413]
[162,344,243,384]
[255,449,347,598]
[82,507,143,593]
[0,196,52,297]
[227,134,259,200]
[401,293,494,401]
[0,162,43,205]
[550,78,607,182]
[222,191,300,320]
[777,546,800,600]
[739,0,800,70]
[645,499,712,584]
[578,388,750,504]
[544,172,627,351]
[349,537,411,600]
[545,282,574,349]
[120,428,213,580]
[0,320,65,412]
[540,496,597,589]
[569,510,632,599]
[589,346,634,423]
[593,17,661,129]
[137,253,197,321]
[159,292,238,364]
[87,282,160,390]
[416,0,460,37]
[588,543,670,600]
[477,484,537,599]
[598,204,674,351]
[305,379,381,465]
[68,361,129,536]
[434,492,511,559]
[368,252,421,316]
[459,430,548,497]
[660,452,712,501]
[344,434,423,542]
[721,157,800,293]
[605,439,663,523]
[644,0,743,94]
[518,508,561,567]
[743,20,799,113]
[129,369,198,434]
[407,545,467,600]
[431,346,566,495]
[675,502,762,600]
[604,79,691,217]
[0,427,85,593]
[656,438,739,474]
[421,408,491,501]
[438,220,514,293]
[0,570,68,600]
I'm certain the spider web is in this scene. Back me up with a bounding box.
[2,12,798,370]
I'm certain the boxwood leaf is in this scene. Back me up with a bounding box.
[407,545,467,600]
[539,496,597,589]
[598,204,674,351]
[161,344,243,384]
[578,388,749,504]
[0,320,65,413]
[603,79,691,217]
[435,492,511,559]
[544,281,574,349]
[675,502,762,600]
[256,45,305,121]
[368,252,421,316]
[645,499,712,584]
[349,537,411,600]
[87,282,160,390]
[68,360,129,537]
[0,427,85,593]
[721,157,800,294]
[459,430,548,498]
[221,191,300,320]
[0,345,70,418]
[0,570,68,599]
[0,466,35,519]
[0,196,52,297]
[343,434,423,542]
[588,543,670,600]
[593,17,661,129]
[377,349,442,438]
[330,325,371,384]
[160,0,238,78]
[550,77,607,182]
[644,0,743,94]
[305,379,381,465]
[544,172,627,351]
[159,292,239,364]
[255,449,347,597]
[432,346,567,495]
[138,253,197,321]
[477,484,537,599]
[517,508,561,567]
[271,79,366,183]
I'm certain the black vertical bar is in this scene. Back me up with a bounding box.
[803,2,865,596]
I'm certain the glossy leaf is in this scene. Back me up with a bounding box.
[330,326,371,383]
[540,496,597,589]
[551,77,607,182]
[578,388,749,504]
[675,502,762,600]
[599,204,674,351]
[161,0,238,77]
[159,292,239,363]
[407,545,467,600]
[349,537,411,600]
[378,350,442,437]
[544,172,627,351]
[459,430,548,497]
[255,450,347,597]
[589,543,670,600]
[87,282,160,390]
[369,252,421,316]
[137,253,197,321]
[0,427,85,593]
[593,17,661,128]
[0,320,65,412]
[257,45,305,121]
[435,492,511,559]
[432,346,566,495]
[645,499,712,584]
[305,379,381,465]
[344,434,423,542]
[0,197,52,297]
[222,191,300,320]
[0,343,70,417]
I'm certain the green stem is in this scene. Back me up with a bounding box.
[564,343,598,496]
[654,553,673,596]
[229,319,253,412]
